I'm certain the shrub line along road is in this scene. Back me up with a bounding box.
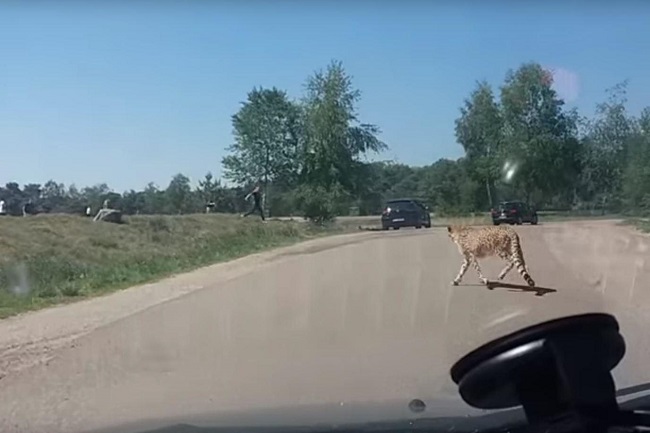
[0,220,649,433]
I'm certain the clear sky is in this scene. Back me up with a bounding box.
[1,1,649,192]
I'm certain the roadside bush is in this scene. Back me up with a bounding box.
[295,184,346,224]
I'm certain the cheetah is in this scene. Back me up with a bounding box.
[446,225,535,287]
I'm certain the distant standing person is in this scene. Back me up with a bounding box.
[241,183,266,222]
[22,200,33,217]
[85,205,92,217]
[0,199,5,216]
[103,199,109,209]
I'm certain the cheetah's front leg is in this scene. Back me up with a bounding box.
[471,256,489,285]
[452,257,470,286]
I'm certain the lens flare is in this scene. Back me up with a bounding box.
[502,161,518,183]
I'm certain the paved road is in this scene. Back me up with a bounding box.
[1,220,650,433]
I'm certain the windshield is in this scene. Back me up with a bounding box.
[1,2,649,433]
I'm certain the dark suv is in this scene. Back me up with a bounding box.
[381,198,432,230]
[491,201,538,225]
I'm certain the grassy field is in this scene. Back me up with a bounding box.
[0,213,349,319]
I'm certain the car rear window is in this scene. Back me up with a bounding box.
[499,202,519,210]
[387,201,417,211]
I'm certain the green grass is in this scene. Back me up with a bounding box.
[0,213,348,319]
[621,218,650,233]
[536,210,620,221]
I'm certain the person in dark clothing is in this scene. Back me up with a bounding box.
[23,200,35,216]
[242,183,266,221]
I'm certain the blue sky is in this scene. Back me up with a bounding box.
[1,1,649,192]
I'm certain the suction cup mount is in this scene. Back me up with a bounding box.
[451,313,627,431]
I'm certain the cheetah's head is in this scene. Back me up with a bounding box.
[446,225,467,243]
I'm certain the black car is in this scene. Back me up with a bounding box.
[491,200,538,225]
[381,198,432,230]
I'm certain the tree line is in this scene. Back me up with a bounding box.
[0,174,250,217]
[2,60,649,219]
[222,60,650,217]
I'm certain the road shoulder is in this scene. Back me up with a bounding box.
[0,230,378,380]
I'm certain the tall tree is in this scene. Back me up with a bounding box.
[455,81,503,208]
[621,107,650,211]
[421,158,479,215]
[23,183,42,204]
[499,63,580,205]
[66,184,84,213]
[41,180,68,212]
[580,80,636,211]
[166,174,192,214]
[142,183,166,214]
[121,190,146,215]
[222,87,302,215]
[298,60,386,221]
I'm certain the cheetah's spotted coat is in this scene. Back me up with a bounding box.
[446,225,535,287]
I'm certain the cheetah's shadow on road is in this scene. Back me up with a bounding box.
[485,280,557,297]
[459,281,557,297]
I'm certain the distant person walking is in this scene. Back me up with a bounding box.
[241,183,266,222]
[22,200,33,217]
